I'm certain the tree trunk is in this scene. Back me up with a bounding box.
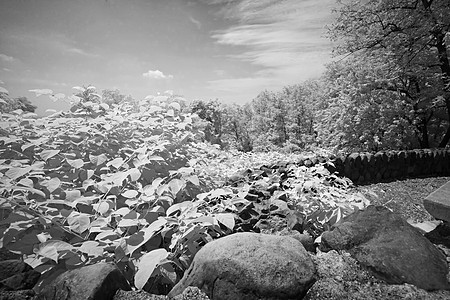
[415,113,431,148]
[435,30,450,147]
[438,96,450,147]
[419,120,430,148]
[418,1,450,147]
[439,124,450,148]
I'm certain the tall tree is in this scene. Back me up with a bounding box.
[223,104,253,152]
[282,83,318,148]
[329,0,450,147]
[317,54,423,151]
[248,91,289,150]
[190,99,225,146]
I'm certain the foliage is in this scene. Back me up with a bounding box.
[101,89,136,110]
[189,100,253,152]
[0,87,233,294]
[210,0,450,153]
[234,84,318,152]
[284,163,369,236]
[327,0,450,148]
[220,104,253,152]
[68,85,109,117]
[176,149,369,237]
[316,54,423,151]
[0,83,372,295]
[143,92,190,114]
[247,90,289,149]
[280,83,318,150]
[0,89,37,114]
[190,99,225,147]
[190,84,319,153]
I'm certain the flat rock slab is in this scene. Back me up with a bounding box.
[424,181,450,222]
[321,205,450,291]
[168,232,317,300]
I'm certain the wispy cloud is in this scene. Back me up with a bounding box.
[65,47,97,57]
[13,77,68,88]
[208,0,335,93]
[142,69,174,80]
[49,36,98,58]
[8,32,98,58]
[0,54,15,62]
[214,69,227,77]
[189,16,202,30]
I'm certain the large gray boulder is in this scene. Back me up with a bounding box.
[168,232,316,300]
[36,262,131,300]
[321,205,449,291]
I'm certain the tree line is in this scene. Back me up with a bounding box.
[192,0,450,153]
[2,0,448,153]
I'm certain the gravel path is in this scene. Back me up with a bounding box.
[355,176,450,223]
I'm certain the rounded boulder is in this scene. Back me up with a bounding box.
[168,232,316,300]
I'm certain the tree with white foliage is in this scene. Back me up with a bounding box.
[328,0,450,148]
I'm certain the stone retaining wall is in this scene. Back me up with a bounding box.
[321,149,450,185]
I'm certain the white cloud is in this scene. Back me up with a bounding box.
[0,54,15,62]
[142,69,174,80]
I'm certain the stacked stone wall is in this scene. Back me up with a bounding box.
[323,149,450,185]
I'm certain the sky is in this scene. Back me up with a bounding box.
[0,0,336,116]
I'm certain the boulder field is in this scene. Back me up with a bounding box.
[2,205,450,300]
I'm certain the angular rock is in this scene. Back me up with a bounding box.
[0,260,40,298]
[0,248,20,261]
[0,270,40,291]
[168,232,316,300]
[36,262,131,300]
[424,181,450,222]
[321,205,449,291]
[0,260,34,281]
[425,222,450,248]
[286,210,304,232]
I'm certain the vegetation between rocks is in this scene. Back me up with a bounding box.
[0,87,373,295]
[1,0,449,296]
